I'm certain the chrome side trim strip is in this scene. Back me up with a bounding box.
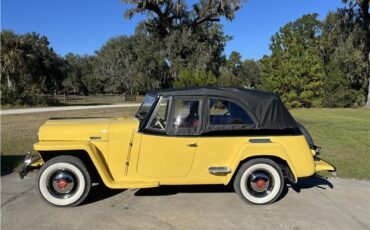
[208,167,232,175]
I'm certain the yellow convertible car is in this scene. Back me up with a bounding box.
[20,87,335,206]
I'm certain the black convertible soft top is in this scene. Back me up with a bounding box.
[148,87,298,130]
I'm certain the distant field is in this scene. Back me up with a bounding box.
[57,95,144,106]
[0,107,138,172]
[1,94,144,110]
[1,108,369,180]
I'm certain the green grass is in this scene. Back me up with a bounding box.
[1,104,55,110]
[291,108,370,180]
[0,107,138,172]
[1,108,369,180]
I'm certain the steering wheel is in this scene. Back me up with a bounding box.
[154,113,165,130]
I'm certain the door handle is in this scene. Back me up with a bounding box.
[186,143,197,147]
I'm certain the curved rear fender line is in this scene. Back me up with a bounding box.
[34,141,117,188]
[225,143,298,185]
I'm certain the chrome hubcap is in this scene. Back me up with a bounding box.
[48,170,78,199]
[250,172,270,192]
[246,170,274,197]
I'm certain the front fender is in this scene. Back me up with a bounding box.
[225,142,298,184]
[34,141,117,188]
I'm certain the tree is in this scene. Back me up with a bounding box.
[63,54,95,95]
[217,52,264,88]
[320,11,367,107]
[173,69,217,88]
[131,24,173,91]
[260,14,325,108]
[342,0,369,35]
[217,69,240,87]
[341,0,370,107]
[93,27,170,95]
[218,51,243,86]
[164,22,230,78]
[239,59,264,88]
[227,51,243,76]
[121,0,240,79]
[319,0,369,107]
[122,0,240,36]
[1,30,65,105]
[93,36,138,94]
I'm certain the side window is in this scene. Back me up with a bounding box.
[172,99,201,129]
[149,97,169,131]
[209,98,253,125]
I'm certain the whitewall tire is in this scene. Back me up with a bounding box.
[37,156,91,207]
[233,158,284,205]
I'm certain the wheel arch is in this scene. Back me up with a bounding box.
[34,141,115,188]
[39,150,101,183]
[226,154,298,185]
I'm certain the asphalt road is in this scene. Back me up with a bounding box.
[0,103,141,115]
[1,172,369,230]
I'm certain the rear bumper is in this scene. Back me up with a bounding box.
[314,157,336,174]
[18,152,44,179]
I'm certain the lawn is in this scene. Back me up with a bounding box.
[1,108,369,180]
[0,107,138,172]
[291,108,370,180]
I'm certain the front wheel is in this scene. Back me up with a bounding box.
[233,158,284,205]
[37,156,91,207]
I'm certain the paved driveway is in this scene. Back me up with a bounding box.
[1,172,369,230]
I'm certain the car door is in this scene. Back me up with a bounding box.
[137,96,202,178]
[190,97,256,181]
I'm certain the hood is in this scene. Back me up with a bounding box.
[38,117,138,141]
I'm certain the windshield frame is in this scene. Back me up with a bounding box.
[135,94,158,121]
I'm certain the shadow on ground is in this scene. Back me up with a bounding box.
[133,176,334,200]
[135,184,235,197]
[1,155,24,176]
[81,184,126,206]
[290,176,334,192]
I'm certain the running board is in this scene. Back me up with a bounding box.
[208,167,232,175]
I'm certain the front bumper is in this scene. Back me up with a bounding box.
[18,152,44,179]
[314,157,336,176]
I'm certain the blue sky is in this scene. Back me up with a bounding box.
[1,0,344,60]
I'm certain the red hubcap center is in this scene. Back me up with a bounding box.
[57,179,68,189]
[256,179,265,188]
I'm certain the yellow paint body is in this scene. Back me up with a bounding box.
[34,117,335,189]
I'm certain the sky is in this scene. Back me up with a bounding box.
[1,0,344,60]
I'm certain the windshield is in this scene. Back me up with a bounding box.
[135,95,156,120]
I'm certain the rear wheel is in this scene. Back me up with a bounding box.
[233,158,284,204]
[37,156,91,207]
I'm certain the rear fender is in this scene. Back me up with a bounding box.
[225,142,298,184]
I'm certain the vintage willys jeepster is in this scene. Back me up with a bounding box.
[21,87,335,206]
